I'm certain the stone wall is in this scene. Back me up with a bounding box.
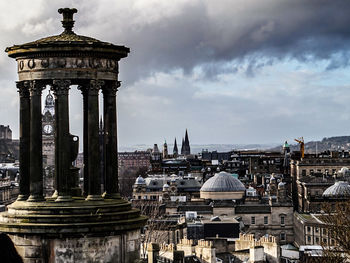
[11,229,141,263]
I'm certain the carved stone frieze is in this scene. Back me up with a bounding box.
[27,59,35,69]
[41,59,49,68]
[17,57,118,72]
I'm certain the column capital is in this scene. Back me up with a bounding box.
[28,80,46,96]
[102,81,120,95]
[52,79,71,95]
[77,79,105,95]
[89,79,105,95]
[16,81,30,98]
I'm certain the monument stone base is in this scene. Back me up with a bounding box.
[0,198,146,263]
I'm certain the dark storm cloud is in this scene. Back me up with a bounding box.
[103,0,350,83]
[1,0,350,144]
[1,1,350,83]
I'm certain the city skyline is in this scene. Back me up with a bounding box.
[1,1,350,147]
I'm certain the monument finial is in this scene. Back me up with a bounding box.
[58,8,78,34]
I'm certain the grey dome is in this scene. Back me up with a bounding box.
[135,176,146,185]
[200,171,245,192]
[323,181,350,197]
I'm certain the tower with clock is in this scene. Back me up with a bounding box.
[42,91,55,195]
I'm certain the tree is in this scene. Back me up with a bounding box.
[119,166,148,198]
[310,201,350,263]
[132,200,173,259]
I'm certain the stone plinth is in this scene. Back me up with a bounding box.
[0,198,146,262]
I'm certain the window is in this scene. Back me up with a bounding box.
[251,216,255,225]
[307,236,311,242]
[323,229,327,235]
[302,169,306,176]
[323,238,327,244]
[264,216,268,225]
[310,169,314,175]
[307,226,311,232]
[315,227,319,233]
[280,216,285,225]
[280,233,286,241]
[315,237,319,244]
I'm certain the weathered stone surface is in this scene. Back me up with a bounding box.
[10,230,141,263]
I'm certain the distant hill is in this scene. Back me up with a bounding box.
[269,136,350,153]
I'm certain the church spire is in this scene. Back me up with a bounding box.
[173,138,178,157]
[181,137,185,155]
[182,129,191,155]
[184,129,189,145]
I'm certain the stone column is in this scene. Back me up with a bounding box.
[79,86,89,197]
[27,80,45,202]
[86,80,104,201]
[52,80,72,202]
[102,81,121,199]
[16,81,30,201]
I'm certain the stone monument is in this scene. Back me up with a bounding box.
[0,8,146,262]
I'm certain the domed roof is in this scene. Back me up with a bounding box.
[283,141,290,148]
[323,181,350,197]
[200,171,245,192]
[135,176,146,185]
[163,184,170,191]
[5,8,129,59]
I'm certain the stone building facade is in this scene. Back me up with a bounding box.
[118,151,151,170]
[132,174,201,202]
[291,153,350,212]
[0,125,12,140]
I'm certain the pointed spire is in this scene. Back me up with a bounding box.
[173,138,178,156]
[185,129,189,145]
[181,137,185,155]
[183,129,191,155]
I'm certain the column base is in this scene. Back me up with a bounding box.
[102,192,121,199]
[55,195,73,202]
[85,195,103,201]
[27,195,45,202]
[16,194,29,201]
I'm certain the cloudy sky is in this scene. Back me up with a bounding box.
[1,0,350,148]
